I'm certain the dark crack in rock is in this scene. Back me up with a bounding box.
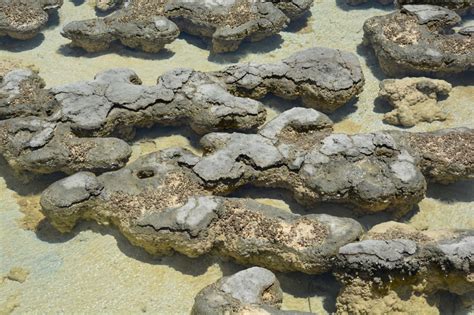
[363,5,474,77]
[0,0,63,40]
[192,267,312,315]
[214,47,365,112]
[40,165,364,273]
[62,0,314,54]
[0,68,265,177]
[335,222,474,314]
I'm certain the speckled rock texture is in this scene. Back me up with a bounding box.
[192,267,312,315]
[40,165,364,274]
[0,0,63,40]
[347,0,474,13]
[363,5,474,77]
[0,68,265,177]
[214,47,365,112]
[63,0,314,53]
[334,222,474,314]
[39,108,474,220]
[379,77,452,127]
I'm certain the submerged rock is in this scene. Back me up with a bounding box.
[62,0,313,53]
[363,5,474,76]
[0,68,265,177]
[214,47,365,112]
[0,0,63,40]
[335,222,474,314]
[379,77,452,127]
[192,267,312,314]
[40,166,363,273]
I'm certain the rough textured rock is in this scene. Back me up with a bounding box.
[335,222,474,314]
[192,267,312,315]
[379,77,452,127]
[62,0,314,53]
[214,47,365,112]
[40,164,364,274]
[39,108,474,219]
[346,0,474,13]
[0,68,265,177]
[0,0,63,40]
[363,5,474,76]
[93,0,123,12]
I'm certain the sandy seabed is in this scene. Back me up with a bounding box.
[0,0,473,313]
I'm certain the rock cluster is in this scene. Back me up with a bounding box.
[192,267,311,315]
[379,77,452,127]
[0,0,63,40]
[335,222,474,314]
[346,0,474,14]
[62,0,313,53]
[363,5,474,76]
[0,48,364,177]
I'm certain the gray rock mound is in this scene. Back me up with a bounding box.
[0,0,63,40]
[40,160,364,273]
[0,67,265,177]
[214,47,365,112]
[363,5,474,76]
[192,267,312,315]
[62,0,313,54]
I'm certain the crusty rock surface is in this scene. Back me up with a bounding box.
[363,5,474,76]
[335,222,474,314]
[379,77,452,127]
[93,0,123,12]
[396,0,474,13]
[214,47,365,112]
[0,68,265,176]
[62,0,308,53]
[40,163,364,273]
[39,108,474,218]
[192,267,312,315]
[0,0,63,40]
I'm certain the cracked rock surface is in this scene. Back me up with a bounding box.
[62,0,314,53]
[0,0,63,40]
[363,5,474,76]
[214,47,365,112]
[346,0,474,13]
[379,77,452,127]
[39,108,474,222]
[192,267,312,315]
[0,67,265,177]
[40,163,364,273]
[335,222,474,314]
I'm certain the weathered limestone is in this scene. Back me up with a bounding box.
[192,267,311,315]
[0,0,63,40]
[346,0,474,13]
[363,5,474,76]
[379,77,452,127]
[335,222,474,314]
[39,108,474,220]
[215,47,365,112]
[0,68,265,176]
[62,0,314,53]
[93,0,123,12]
[40,165,364,273]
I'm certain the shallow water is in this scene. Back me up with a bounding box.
[0,0,473,313]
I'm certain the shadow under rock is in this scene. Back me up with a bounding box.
[426,179,474,203]
[133,125,203,152]
[327,97,359,123]
[45,10,61,29]
[335,0,395,12]
[0,34,45,52]
[57,43,176,60]
[285,11,313,33]
[207,35,284,64]
[356,42,387,81]
[373,95,391,114]
[71,0,86,6]
[278,272,340,314]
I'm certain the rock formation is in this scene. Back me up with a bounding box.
[363,5,474,76]
[40,166,364,273]
[346,0,474,14]
[192,267,311,315]
[379,77,452,127]
[62,0,314,53]
[0,0,63,40]
[0,48,364,176]
[334,222,474,314]
[215,47,365,112]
